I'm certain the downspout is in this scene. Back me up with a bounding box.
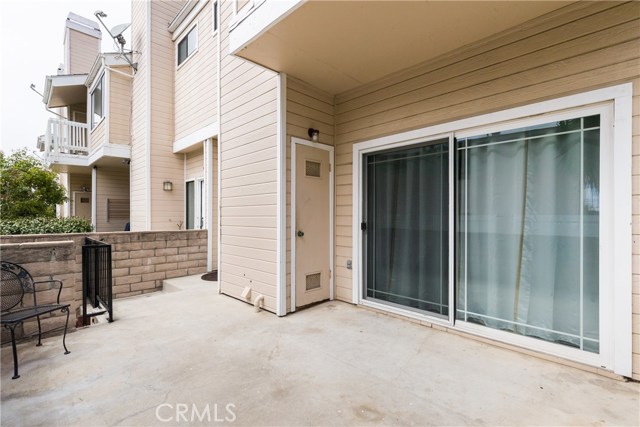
[145,0,152,231]
[216,0,222,293]
[206,138,214,271]
[276,73,287,316]
[253,294,264,312]
[91,166,97,230]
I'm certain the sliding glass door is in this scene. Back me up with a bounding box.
[364,138,450,317]
[456,115,600,353]
[361,112,603,356]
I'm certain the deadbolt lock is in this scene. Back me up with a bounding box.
[297,230,304,237]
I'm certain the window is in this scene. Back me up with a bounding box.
[186,179,205,229]
[213,1,218,33]
[456,115,601,353]
[90,75,104,128]
[364,140,449,317]
[177,26,198,66]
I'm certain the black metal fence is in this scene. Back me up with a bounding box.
[82,238,113,325]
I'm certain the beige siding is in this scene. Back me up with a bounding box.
[130,0,187,231]
[174,2,218,140]
[185,145,204,180]
[285,76,335,311]
[219,0,279,312]
[329,2,640,377]
[149,1,186,231]
[96,167,130,232]
[130,0,149,230]
[108,68,132,145]
[67,29,100,74]
[90,119,106,151]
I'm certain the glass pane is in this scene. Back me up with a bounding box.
[187,28,197,56]
[457,116,600,353]
[178,38,188,65]
[186,181,195,229]
[365,139,449,316]
[92,78,102,127]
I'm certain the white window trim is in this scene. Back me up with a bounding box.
[176,23,199,69]
[89,72,106,130]
[212,0,219,37]
[185,177,206,230]
[351,83,633,376]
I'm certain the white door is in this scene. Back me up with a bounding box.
[294,142,332,308]
[73,191,91,219]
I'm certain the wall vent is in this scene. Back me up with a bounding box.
[305,272,321,290]
[305,160,321,178]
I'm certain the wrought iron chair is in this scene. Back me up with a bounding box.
[1,261,70,379]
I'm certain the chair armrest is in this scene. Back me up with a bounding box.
[33,280,64,304]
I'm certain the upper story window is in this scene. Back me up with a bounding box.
[177,25,198,66]
[90,74,104,128]
[213,1,218,33]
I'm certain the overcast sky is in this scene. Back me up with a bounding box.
[0,0,131,156]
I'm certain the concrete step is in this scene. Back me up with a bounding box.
[162,274,217,293]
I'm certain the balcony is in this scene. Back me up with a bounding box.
[41,118,90,171]
[229,1,572,95]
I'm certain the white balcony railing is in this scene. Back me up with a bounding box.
[44,118,90,160]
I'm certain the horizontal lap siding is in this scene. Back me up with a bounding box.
[149,1,186,230]
[130,0,149,230]
[332,1,640,376]
[90,120,106,150]
[219,0,278,312]
[109,69,132,145]
[96,167,130,232]
[68,29,100,74]
[186,147,204,180]
[285,77,335,311]
[174,1,217,140]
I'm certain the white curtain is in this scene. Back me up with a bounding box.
[457,118,600,353]
[366,140,449,316]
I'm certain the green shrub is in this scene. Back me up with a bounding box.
[0,216,93,235]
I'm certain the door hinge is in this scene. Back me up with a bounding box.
[329,163,332,172]
[361,221,367,231]
[329,269,332,279]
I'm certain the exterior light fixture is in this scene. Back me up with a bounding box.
[163,181,173,191]
[308,128,320,142]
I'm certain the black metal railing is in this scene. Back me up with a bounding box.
[82,238,113,325]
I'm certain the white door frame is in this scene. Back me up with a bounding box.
[186,177,205,229]
[291,136,334,313]
[350,84,632,376]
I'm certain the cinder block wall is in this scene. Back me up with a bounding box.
[1,230,208,341]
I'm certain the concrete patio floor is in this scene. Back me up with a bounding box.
[2,276,639,426]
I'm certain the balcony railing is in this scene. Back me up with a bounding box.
[43,118,89,159]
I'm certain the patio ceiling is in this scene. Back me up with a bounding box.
[235,1,573,94]
[44,74,87,108]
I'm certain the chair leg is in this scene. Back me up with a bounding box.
[7,324,20,379]
[62,307,70,355]
[36,315,42,347]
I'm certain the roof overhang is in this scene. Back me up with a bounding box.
[43,74,88,108]
[168,0,205,38]
[86,53,133,87]
[231,1,574,95]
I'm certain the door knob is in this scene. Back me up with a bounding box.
[297,230,304,237]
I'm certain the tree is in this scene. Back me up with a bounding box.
[0,149,67,219]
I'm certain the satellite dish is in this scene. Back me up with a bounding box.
[110,23,130,38]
